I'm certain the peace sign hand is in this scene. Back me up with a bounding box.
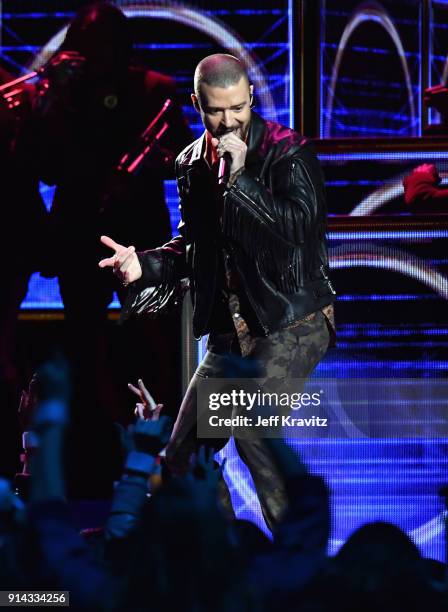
[128,378,164,421]
[98,235,142,285]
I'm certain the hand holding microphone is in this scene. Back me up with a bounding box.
[211,132,247,184]
[217,152,232,184]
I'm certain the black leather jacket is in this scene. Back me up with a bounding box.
[122,111,336,339]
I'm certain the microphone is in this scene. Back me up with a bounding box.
[218,152,232,185]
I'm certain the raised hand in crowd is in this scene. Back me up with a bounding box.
[32,355,71,408]
[17,358,70,493]
[28,357,71,504]
[128,377,163,421]
[104,413,172,547]
[115,379,165,463]
[189,445,224,487]
[180,446,228,515]
[18,373,39,432]
[127,416,172,460]
[24,358,115,608]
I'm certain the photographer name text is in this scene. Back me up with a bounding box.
[208,415,327,427]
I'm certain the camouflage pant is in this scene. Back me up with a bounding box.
[165,310,330,530]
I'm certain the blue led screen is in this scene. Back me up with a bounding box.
[429,0,448,125]
[316,1,447,557]
[320,0,422,137]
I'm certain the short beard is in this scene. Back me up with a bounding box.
[215,122,249,140]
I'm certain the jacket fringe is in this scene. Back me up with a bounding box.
[221,199,300,294]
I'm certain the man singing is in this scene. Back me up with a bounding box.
[99,54,336,529]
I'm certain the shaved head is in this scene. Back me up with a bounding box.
[192,54,253,140]
[194,54,249,102]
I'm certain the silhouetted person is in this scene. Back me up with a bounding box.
[305,521,445,612]
[24,3,192,427]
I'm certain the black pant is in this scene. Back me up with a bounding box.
[165,311,331,530]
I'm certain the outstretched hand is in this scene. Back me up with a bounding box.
[98,235,142,285]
